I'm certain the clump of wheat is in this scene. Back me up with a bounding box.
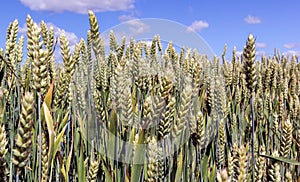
[1,10,300,181]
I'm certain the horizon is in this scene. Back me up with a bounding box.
[1,0,299,61]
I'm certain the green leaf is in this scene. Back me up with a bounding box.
[131,129,145,182]
[60,161,67,182]
[58,112,69,133]
[102,160,113,182]
[175,150,183,182]
[77,114,87,146]
[209,163,216,182]
[74,130,80,152]
[201,155,209,182]
[107,106,117,170]
[25,68,32,91]
[260,154,300,165]
[77,147,86,182]
[43,103,55,166]
[53,124,68,163]
[43,102,54,132]
[65,120,74,178]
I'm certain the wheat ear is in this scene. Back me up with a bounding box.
[0,124,8,182]
[243,34,256,180]
[87,160,100,182]
[280,119,293,157]
[12,92,34,172]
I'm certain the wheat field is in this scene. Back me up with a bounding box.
[0,10,300,181]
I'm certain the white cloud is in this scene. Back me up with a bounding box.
[244,15,261,24]
[118,14,135,22]
[118,15,150,34]
[140,40,153,47]
[100,15,150,49]
[256,50,266,56]
[256,42,266,48]
[283,50,300,57]
[19,25,27,34]
[48,23,79,62]
[187,20,209,33]
[283,43,300,49]
[47,23,79,50]
[127,19,150,34]
[236,51,243,57]
[20,0,135,14]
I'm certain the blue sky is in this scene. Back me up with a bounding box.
[1,0,300,60]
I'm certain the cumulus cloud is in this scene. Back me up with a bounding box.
[283,43,300,49]
[127,19,150,34]
[256,42,266,48]
[48,23,79,49]
[187,20,209,33]
[244,15,261,24]
[256,50,266,56]
[118,14,135,22]
[19,26,27,34]
[20,0,135,14]
[49,23,79,62]
[283,50,300,57]
[118,14,150,34]
[140,40,153,47]
[283,44,300,57]
[236,51,243,57]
